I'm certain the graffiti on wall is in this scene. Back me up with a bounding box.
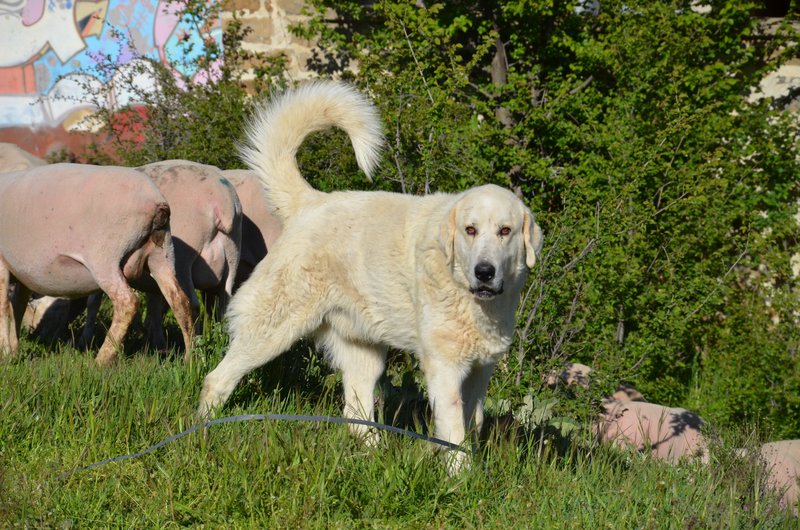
[0,0,221,132]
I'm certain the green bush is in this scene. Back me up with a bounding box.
[294,0,800,436]
[84,0,800,437]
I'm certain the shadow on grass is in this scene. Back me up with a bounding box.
[220,344,591,468]
[21,294,199,363]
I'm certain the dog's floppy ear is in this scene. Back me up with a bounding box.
[439,204,457,266]
[523,211,544,269]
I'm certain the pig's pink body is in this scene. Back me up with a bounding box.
[141,160,242,299]
[222,169,282,287]
[0,163,193,364]
[86,161,243,348]
[595,400,708,463]
[760,440,800,514]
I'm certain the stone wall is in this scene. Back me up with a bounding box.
[750,18,800,108]
[223,0,319,82]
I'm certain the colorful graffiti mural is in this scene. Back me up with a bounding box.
[0,0,221,155]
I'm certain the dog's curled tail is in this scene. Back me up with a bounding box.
[241,81,384,222]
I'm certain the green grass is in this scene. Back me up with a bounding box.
[1,330,797,528]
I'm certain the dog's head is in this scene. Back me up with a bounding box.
[439,184,543,301]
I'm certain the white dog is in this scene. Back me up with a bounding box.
[198,82,543,470]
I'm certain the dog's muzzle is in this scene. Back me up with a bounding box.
[470,285,503,300]
[470,261,503,300]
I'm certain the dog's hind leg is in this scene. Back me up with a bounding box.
[317,325,386,445]
[197,274,323,419]
[197,324,312,419]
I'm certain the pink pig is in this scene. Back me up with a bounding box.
[0,163,194,365]
[0,144,70,338]
[85,160,243,348]
[141,160,242,327]
[595,400,709,463]
[221,169,282,287]
[759,440,800,514]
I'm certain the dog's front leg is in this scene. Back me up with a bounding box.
[422,357,471,474]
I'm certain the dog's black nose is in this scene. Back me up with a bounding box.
[474,262,496,283]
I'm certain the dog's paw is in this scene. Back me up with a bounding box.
[349,423,382,448]
[195,397,216,425]
[443,448,471,476]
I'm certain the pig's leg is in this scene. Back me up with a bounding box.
[10,283,31,342]
[94,278,139,366]
[80,293,102,349]
[0,260,19,357]
[198,232,241,323]
[201,286,227,323]
[219,230,241,317]
[174,257,201,338]
[184,279,201,336]
[147,249,194,361]
[201,291,217,322]
[209,284,229,324]
[173,241,201,334]
[203,236,240,322]
[143,294,168,351]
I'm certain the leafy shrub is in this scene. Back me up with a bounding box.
[76,0,800,438]
[294,0,800,436]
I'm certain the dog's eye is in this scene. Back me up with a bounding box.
[499,226,511,237]
[465,226,476,236]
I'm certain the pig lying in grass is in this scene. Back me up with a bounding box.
[0,163,194,365]
[221,169,282,287]
[759,440,800,514]
[84,160,243,348]
[544,362,707,461]
[595,400,709,463]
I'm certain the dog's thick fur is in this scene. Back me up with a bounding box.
[198,82,543,468]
